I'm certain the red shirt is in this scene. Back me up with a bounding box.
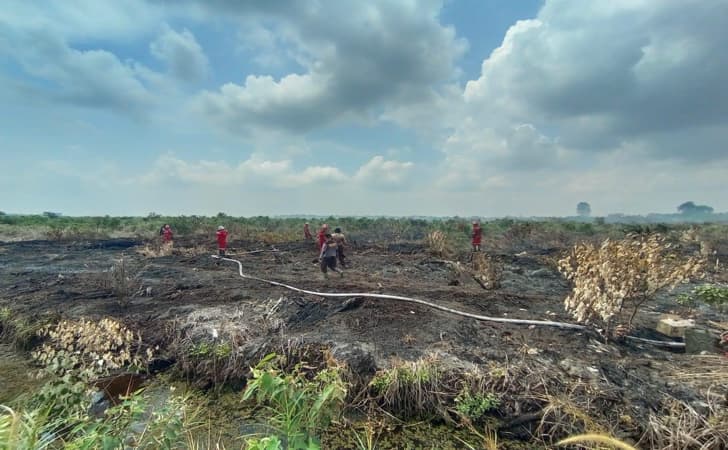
[472,226,482,244]
[162,228,173,242]
[216,229,228,249]
[317,230,327,250]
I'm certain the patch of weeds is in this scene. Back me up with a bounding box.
[188,341,232,360]
[367,356,453,421]
[242,353,347,449]
[454,390,500,423]
[0,312,47,351]
[677,284,728,312]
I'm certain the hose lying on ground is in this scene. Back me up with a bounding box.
[212,255,686,348]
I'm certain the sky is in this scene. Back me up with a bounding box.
[1,0,727,217]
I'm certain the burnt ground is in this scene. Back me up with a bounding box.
[1,237,727,445]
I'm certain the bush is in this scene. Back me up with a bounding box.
[558,234,703,337]
[454,391,499,423]
[32,317,154,380]
[242,353,347,449]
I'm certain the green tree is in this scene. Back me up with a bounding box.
[576,202,591,217]
[678,201,714,215]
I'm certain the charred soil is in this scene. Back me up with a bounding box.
[1,236,727,446]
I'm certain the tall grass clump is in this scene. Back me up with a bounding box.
[242,353,348,449]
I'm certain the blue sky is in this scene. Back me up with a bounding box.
[1,0,727,217]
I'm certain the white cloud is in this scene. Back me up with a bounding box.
[354,156,414,188]
[150,25,209,82]
[436,0,728,199]
[138,153,346,189]
[135,154,418,191]
[192,0,467,134]
[10,32,153,111]
[460,0,728,160]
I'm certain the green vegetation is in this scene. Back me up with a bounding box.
[0,381,199,450]
[454,390,500,423]
[241,353,347,449]
[677,284,728,311]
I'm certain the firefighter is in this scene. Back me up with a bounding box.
[471,221,482,252]
[332,227,348,268]
[303,222,313,240]
[216,225,228,265]
[162,224,173,244]
[319,233,343,278]
[317,223,329,251]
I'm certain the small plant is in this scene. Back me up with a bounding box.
[32,317,153,380]
[558,234,703,337]
[426,230,454,259]
[367,356,450,421]
[107,255,144,307]
[472,252,502,290]
[677,284,728,312]
[454,390,499,422]
[242,353,347,449]
[245,435,285,450]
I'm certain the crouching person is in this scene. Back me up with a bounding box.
[319,233,343,278]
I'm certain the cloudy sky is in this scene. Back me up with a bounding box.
[1,0,726,217]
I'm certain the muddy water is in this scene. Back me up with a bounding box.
[0,344,43,405]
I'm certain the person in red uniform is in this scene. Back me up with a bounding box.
[471,221,482,252]
[216,225,228,265]
[317,223,329,251]
[162,224,173,243]
[303,222,313,240]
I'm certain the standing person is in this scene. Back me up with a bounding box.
[216,225,228,265]
[303,222,313,240]
[162,224,173,244]
[332,227,348,268]
[317,223,329,251]
[471,221,482,252]
[319,233,343,278]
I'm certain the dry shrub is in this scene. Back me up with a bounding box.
[136,241,173,258]
[173,244,210,257]
[639,398,728,450]
[558,234,703,336]
[105,256,142,307]
[472,252,503,289]
[258,230,297,245]
[32,318,153,379]
[426,230,454,259]
[536,393,611,446]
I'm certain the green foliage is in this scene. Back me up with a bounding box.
[367,357,449,421]
[245,435,285,450]
[189,341,232,359]
[242,353,347,449]
[0,405,50,450]
[677,284,728,311]
[1,377,198,450]
[454,391,499,423]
